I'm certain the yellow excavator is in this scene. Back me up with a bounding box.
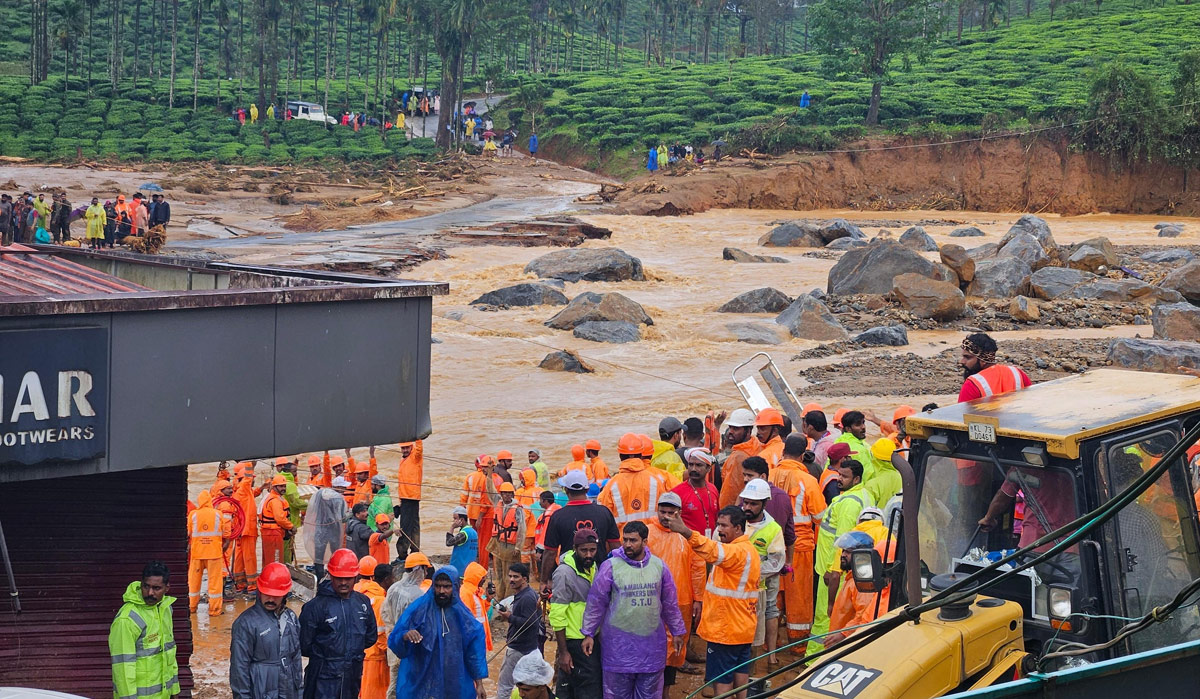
[765,368,1200,699]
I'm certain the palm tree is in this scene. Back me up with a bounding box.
[54,0,87,91]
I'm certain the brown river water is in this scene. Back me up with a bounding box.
[185,199,1198,695]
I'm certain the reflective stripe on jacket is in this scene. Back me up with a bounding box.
[598,458,673,531]
[688,532,760,646]
[109,581,180,699]
[966,364,1028,399]
[770,459,826,552]
[549,550,595,639]
[816,484,875,574]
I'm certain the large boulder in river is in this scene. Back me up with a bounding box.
[817,219,867,244]
[1027,267,1097,300]
[759,222,823,247]
[899,226,939,252]
[999,215,1057,253]
[724,321,791,345]
[775,295,848,341]
[1065,237,1119,272]
[827,241,940,296]
[891,273,966,320]
[723,247,789,263]
[997,233,1049,269]
[1162,261,1200,302]
[1065,278,1183,304]
[1153,302,1200,341]
[940,244,975,283]
[1107,338,1200,374]
[470,282,568,307]
[968,257,1032,298]
[1141,249,1195,265]
[826,237,869,250]
[854,324,909,346]
[1157,224,1185,238]
[573,320,641,343]
[718,287,793,313]
[545,292,653,329]
[525,247,644,282]
[950,226,986,238]
[539,350,593,373]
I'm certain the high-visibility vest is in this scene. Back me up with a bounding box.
[259,492,291,531]
[689,532,761,646]
[771,460,826,552]
[536,504,561,548]
[598,460,670,529]
[965,364,1028,399]
[462,470,494,521]
[188,507,223,560]
[495,503,523,545]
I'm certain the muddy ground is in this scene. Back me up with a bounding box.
[7,148,1197,697]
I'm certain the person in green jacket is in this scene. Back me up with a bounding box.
[280,462,307,565]
[549,530,601,698]
[527,449,551,491]
[110,561,181,699]
[835,410,880,483]
[368,476,393,532]
[808,459,874,656]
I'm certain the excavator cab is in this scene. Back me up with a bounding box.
[784,369,1200,698]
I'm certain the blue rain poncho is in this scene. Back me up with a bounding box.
[388,565,489,699]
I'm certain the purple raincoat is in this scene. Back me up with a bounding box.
[580,545,687,673]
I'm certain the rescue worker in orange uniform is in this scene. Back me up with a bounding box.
[754,408,786,470]
[663,504,761,699]
[719,409,762,508]
[307,454,331,488]
[189,491,231,615]
[212,479,239,584]
[462,454,499,567]
[585,439,609,482]
[958,332,1031,403]
[513,468,540,573]
[459,561,495,651]
[770,435,827,642]
[232,463,260,593]
[826,531,892,647]
[599,433,677,533]
[559,444,588,479]
[651,492,705,692]
[350,447,378,507]
[370,514,396,564]
[355,556,394,699]
[260,474,294,567]
[395,440,424,558]
[487,478,527,599]
[534,490,560,574]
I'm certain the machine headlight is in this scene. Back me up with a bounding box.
[850,549,884,592]
[1049,586,1072,620]
[853,556,875,581]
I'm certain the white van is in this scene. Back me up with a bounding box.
[286,101,337,125]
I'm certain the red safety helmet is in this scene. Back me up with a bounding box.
[258,562,293,596]
[327,548,360,578]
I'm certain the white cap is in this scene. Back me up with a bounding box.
[658,492,683,508]
[726,408,757,428]
[452,506,469,518]
[332,476,351,488]
[739,478,771,501]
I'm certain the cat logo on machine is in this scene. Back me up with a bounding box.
[801,661,881,698]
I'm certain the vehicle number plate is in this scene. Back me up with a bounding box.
[968,422,996,443]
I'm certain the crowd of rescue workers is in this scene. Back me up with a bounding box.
[110,332,1031,699]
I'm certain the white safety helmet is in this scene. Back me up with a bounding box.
[726,408,757,428]
[739,478,772,502]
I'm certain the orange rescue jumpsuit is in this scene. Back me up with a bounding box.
[598,457,675,533]
[189,492,231,615]
[718,440,763,508]
[771,457,827,639]
[355,578,390,699]
[460,562,495,651]
[462,468,498,566]
[259,490,293,567]
[232,474,259,591]
[689,531,761,647]
[649,518,701,667]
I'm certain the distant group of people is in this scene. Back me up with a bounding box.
[647,142,717,172]
[0,190,169,249]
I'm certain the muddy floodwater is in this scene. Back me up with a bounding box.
[180,185,1197,694]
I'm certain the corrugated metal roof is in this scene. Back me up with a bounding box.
[0,245,148,297]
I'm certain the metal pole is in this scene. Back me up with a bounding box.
[891,451,923,610]
[0,515,22,613]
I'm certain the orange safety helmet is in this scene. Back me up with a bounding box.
[405,552,431,569]
[803,402,824,414]
[234,464,246,480]
[258,562,294,596]
[475,454,496,469]
[497,450,513,461]
[270,474,288,487]
[329,454,346,468]
[275,456,291,466]
[327,548,360,577]
[571,444,585,460]
[307,454,321,467]
[214,479,233,492]
[585,439,602,452]
[498,482,516,493]
[358,555,378,577]
[640,434,654,459]
[893,405,916,422]
[833,408,849,429]
[617,433,642,455]
[755,408,785,427]
[238,460,255,471]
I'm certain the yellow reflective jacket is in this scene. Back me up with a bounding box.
[109,581,180,699]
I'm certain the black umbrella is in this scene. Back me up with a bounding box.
[712,139,727,147]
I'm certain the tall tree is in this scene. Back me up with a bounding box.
[811,0,939,124]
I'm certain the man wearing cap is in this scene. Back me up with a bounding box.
[820,442,852,505]
[230,561,303,698]
[650,492,704,692]
[308,454,332,488]
[496,449,517,484]
[672,447,720,539]
[352,451,376,507]
[345,503,375,560]
[718,408,762,509]
[958,331,1030,403]
[300,548,377,699]
[651,417,687,483]
[260,474,295,569]
[740,478,786,666]
[395,440,424,558]
[585,440,609,483]
[754,409,787,470]
[367,475,392,533]
[770,435,827,643]
[384,553,435,694]
[355,559,394,699]
[369,515,397,565]
[540,469,620,585]
[550,529,602,699]
[675,418,707,464]
[739,457,797,564]
[514,651,556,699]
[809,458,874,656]
[447,506,479,573]
[528,449,551,490]
[487,471,528,600]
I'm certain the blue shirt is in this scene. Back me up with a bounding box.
[449,525,478,572]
